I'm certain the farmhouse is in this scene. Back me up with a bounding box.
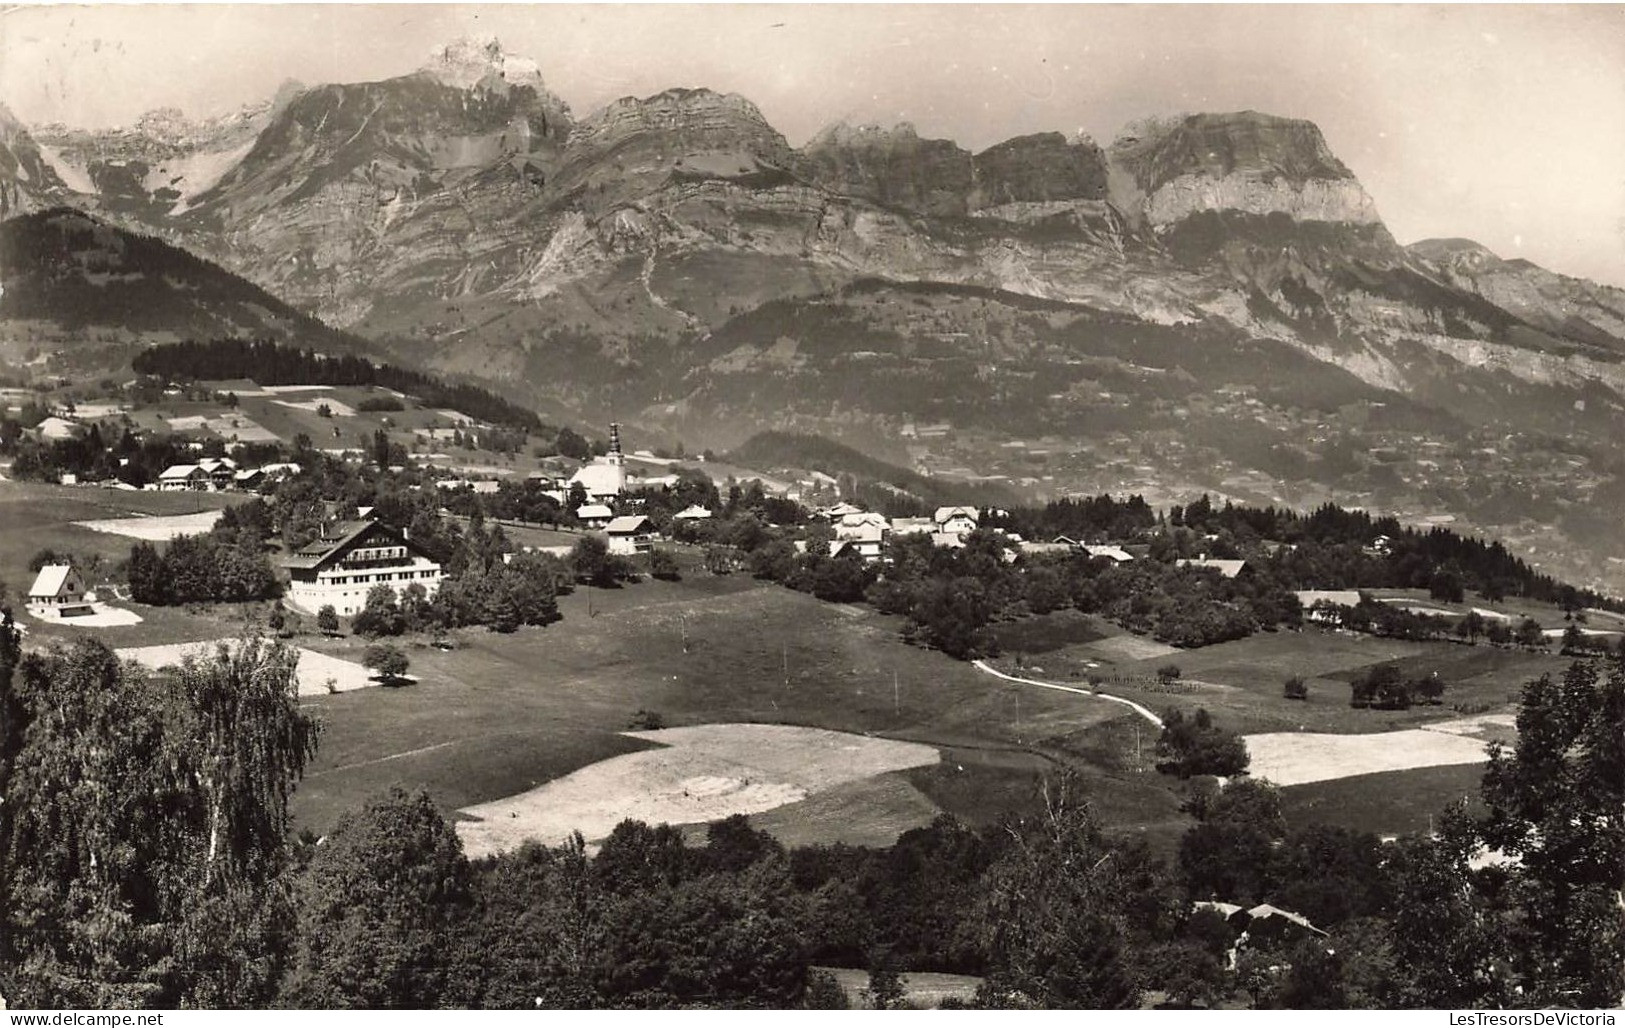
[157,463,209,491]
[604,515,656,555]
[1296,590,1364,625]
[672,504,713,521]
[1020,541,1074,556]
[197,457,238,489]
[1083,544,1136,563]
[27,563,89,611]
[576,503,614,529]
[934,506,979,537]
[282,519,444,617]
[890,517,935,537]
[830,524,886,563]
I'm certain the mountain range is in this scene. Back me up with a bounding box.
[3,37,1623,591]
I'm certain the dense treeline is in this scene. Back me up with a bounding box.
[133,338,549,432]
[2,618,1618,1008]
[127,531,279,606]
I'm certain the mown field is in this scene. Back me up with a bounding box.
[292,575,1150,839]
[1279,762,1490,838]
[1084,627,1566,735]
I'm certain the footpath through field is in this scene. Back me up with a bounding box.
[971,660,1164,727]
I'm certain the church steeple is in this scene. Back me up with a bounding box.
[608,422,624,467]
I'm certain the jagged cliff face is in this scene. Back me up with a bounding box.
[0,104,72,217]
[795,125,1110,219]
[796,123,973,216]
[1109,110,1390,274]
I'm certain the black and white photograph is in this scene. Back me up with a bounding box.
[0,2,1621,1012]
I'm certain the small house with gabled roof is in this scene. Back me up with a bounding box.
[28,563,88,610]
[604,514,656,555]
[158,463,210,491]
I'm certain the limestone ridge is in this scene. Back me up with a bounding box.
[795,123,1109,217]
[1110,111,1383,229]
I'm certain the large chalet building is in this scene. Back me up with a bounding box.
[281,519,444,616]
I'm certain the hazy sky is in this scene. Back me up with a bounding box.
[3,4,1622,286]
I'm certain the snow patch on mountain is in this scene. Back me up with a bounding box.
[31,143,94,194]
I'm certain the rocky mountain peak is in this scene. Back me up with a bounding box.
[1107,110,1382,231]
[1112,111,1354,193]
[420,36,550,95]
[806,121,924,148]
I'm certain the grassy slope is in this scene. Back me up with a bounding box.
[290,567,1159,836]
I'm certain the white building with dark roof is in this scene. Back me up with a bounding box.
[281,520,443,616]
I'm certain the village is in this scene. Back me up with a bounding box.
[2,371,1622,1011]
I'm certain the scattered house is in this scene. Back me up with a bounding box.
[834,511,891,563]
[1176,558,1248,579]
[197,457,238,490]
[1083,544,1136,563]
[233,468,266,490]
[281,519,444,617]
[27,563,89,612]
[258,462,303,479]
[831,523,887,563]
[1295,590,1364,624]
[604,514,657,556]
[890,517,935,537]
[672,504,713,521]
[1020,541,1074,557]
[158,463,209,491]
[1229,903,1328,948]
[820,502,864,521]
[837,511,891,534]
[934,506,979,537]
[576,503,614,530]
[35,416,85,441]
